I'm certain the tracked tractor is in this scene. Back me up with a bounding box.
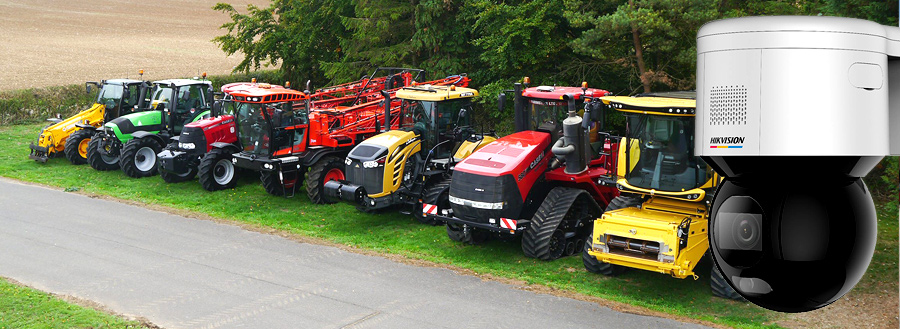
[323,84,497,221]
[229,74,472,204]
[581,94,742,300]
[156,68,425,189]
[30,77,148,164]
[426,81,620,260]
[86,78,213,177]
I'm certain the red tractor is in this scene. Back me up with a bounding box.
[230,73,472,204]
[426,81,621,260]
[156,68,422,189]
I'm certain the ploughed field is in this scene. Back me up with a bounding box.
[0,0,269,91]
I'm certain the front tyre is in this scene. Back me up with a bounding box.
[120,137,163,178]
[582,234,628,276]
[306,156,344,204]
[64,129,94,165]
[160,166,197,183]
[198,148,237,191]
[86,135,119,171]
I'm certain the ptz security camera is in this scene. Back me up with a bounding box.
[696,16,899,312]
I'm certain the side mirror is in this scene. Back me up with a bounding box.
[458,108,468,119]
[156,103,166,112]
[85,81,100,94]
[211,100,224,117]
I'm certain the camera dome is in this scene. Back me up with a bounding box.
[706,156,879,312]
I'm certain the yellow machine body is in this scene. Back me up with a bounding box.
[32,103,106,160]
[587,95,718,279]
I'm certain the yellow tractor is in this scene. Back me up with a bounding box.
[324,84,496,222]
[30,78,148,164]
[582,93,742,299]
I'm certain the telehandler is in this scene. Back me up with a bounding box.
[30,77,148,164]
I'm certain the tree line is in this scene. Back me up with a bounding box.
[213,0,896,131]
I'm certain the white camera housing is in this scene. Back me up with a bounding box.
[697,15,900,156]
[696,16,900,313]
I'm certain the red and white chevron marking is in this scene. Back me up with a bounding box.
[499,218,517,230]
[423,203,438,215]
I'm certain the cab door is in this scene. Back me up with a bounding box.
[270,101,308,156]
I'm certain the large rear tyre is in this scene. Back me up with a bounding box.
[120,137,163,178]
[582,234,628,276]
[64,129,93,165]
[198,148,237,191]
[86,136,119,171]
[306,156,344,204]
[261,171,302,196]
[522,187,599,261]
[711,265,747,301]
[160,166,197,183]
[415,178,450,225]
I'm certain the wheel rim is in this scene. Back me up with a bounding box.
[213,159,235,185]
[324,168,344,182]
[548,229,566,259]
[134,146,156,172]
[78,138,90,158]
[100,145,118,164]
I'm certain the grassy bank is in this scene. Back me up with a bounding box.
[0,277,146,329]
[2,123,897,328]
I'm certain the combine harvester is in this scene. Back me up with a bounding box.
[228,72,473,204]
[323,83,497,219]
[29,72,148,164]
[156,68,424,188]
[425,80,620,260]
[582,93,742,299]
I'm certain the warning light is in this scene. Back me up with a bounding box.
[285,81,291,88]
[251,78,257,83]
[523,76,531,85]
[581,81,588,89]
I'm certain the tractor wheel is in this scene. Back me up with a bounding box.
[198,148,237,191]
[522,187,599,261]
[414,178,450,225]
[159,166,197,183]
[64,130,93,165]
[446,223,488,244]
[711,265,747,301]
[306,156,344,204]
[86,136,119,171]
[120,137,163,178]
[259,171,303,196]
[582,234,628,276]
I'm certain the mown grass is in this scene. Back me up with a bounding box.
[0,277,145,329]
[0,122,897,328]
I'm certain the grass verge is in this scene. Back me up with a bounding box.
[0,277,148,329]
[0,122,896,329]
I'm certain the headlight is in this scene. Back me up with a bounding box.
[179,142,196,150]
[345,157,352,166]
[363,160,379,168]
[449,196,505,210]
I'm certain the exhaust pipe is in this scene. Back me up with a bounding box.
[381,90,391,132]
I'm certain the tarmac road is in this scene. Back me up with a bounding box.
[0,178,709,329]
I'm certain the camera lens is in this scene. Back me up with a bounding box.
[734,214,760,249]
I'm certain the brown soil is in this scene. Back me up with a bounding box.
[0,0,270,91]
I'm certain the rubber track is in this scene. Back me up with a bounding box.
[522,187,585,260]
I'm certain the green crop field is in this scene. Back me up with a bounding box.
[0,122,897,329]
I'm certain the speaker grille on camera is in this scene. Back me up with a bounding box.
[709,85,747,126]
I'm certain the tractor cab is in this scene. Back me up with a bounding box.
[227,83,310,159]
[395,85,478,160]
[88,79,148,121]
[609,93,714,194]
[148,79,214,135]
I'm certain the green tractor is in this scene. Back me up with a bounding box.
[87,78,214,178]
